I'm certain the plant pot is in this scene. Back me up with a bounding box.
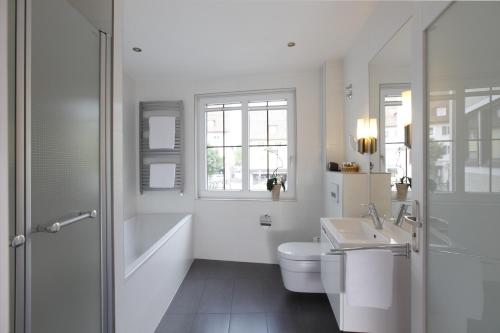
[396,183,409,201]
[271,184,281,201]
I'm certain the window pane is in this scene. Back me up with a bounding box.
[249,110,267,145]
[465,95,489,140]
[268,146,288,191]
[492,95,500,139]
[248,101,267,108]
[224,147,242,190]
[428,141,452,192]
[207,147,223,190]
[465,87,490,93]
[224,110,242,146]
[224,103,242,108]
[206,111,223,146]
[268,109,287,145]
[429,99,454,141]
[206,103,223,110]
[385,143,408,185]
[465,140,489,192]
[384,105,404,143]
[268,100,287,107]
[493,140,500,192]
[249,146,268,191]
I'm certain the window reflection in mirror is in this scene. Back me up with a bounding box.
[380,85,412,185]
[368,18,412,219]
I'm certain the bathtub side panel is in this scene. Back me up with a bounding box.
[123,215,193,333]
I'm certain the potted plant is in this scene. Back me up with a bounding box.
[267,168,286,201]
[395,176,411,201]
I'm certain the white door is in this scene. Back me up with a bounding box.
[418,2,500,333]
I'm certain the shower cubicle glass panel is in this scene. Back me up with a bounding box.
[27,0,104,332]
[427,2,500,332]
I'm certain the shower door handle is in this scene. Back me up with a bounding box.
[36,209,97,233]
[402,200,422,253]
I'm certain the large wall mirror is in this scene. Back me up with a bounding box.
[368,18,412,219]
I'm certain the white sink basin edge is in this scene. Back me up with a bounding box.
[321,217,410,249]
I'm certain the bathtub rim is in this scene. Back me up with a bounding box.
[124,213,192,279]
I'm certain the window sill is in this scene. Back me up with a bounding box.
[195,196,297,202]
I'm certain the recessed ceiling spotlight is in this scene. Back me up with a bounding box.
[132,47,142,53]
[287,42,296,48]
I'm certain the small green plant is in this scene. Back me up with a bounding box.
[267,168,286,192]
[399,176,412,188]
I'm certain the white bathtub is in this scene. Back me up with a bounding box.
[123,213,193,333]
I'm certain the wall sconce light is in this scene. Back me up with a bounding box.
[357,118,378,154]
[401,90,412,148]
[345,84,352,100]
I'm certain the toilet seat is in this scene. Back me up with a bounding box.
[278,242,322,261]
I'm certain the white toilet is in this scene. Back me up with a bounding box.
[278,242,324,293]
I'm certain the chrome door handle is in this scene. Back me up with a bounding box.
[10,235,26,248]
[36,209,97,233]
[403,200,422,253]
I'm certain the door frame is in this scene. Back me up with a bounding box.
[13,0,114,332]
[410,3,452,333]
[0,0,12,332]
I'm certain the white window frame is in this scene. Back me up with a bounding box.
[195,89,296,200]
[378,83,412,188]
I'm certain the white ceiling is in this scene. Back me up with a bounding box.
[123,1,377,80]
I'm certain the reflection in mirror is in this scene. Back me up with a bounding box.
[368,18,412,219]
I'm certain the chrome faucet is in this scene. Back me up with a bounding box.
[362,203,384,230]
[395,203,410,227]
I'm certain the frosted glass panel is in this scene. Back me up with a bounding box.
[30,0,102,332]
[427,2,500,332]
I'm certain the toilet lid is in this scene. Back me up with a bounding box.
[278,242,322,261]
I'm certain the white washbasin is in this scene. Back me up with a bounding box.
[321,217,409,248]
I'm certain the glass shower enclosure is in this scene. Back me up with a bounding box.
[426,2,500,332]
[13,0,112,332]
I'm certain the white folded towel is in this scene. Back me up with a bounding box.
[345,249,394,309]
[149,163,176,188]
[149,116,176,149]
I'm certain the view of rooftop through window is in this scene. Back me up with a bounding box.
[427,86,500,193]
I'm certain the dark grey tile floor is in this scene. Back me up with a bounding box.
[155,259,341,333]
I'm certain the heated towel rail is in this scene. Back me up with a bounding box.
[139,100,184,194]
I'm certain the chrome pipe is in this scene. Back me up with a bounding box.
[324,243,411,258]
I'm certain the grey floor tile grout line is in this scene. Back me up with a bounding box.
[228,279,236,332]
[157,259,340,333]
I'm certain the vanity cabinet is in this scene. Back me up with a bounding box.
[320,220,411,333]
[320,225,343,322]
[324,172,391,218]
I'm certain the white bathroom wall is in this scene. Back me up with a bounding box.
[343,2,414,171]
[322,59,345,166]
[122,73,138,220]
[133,70,324,263]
